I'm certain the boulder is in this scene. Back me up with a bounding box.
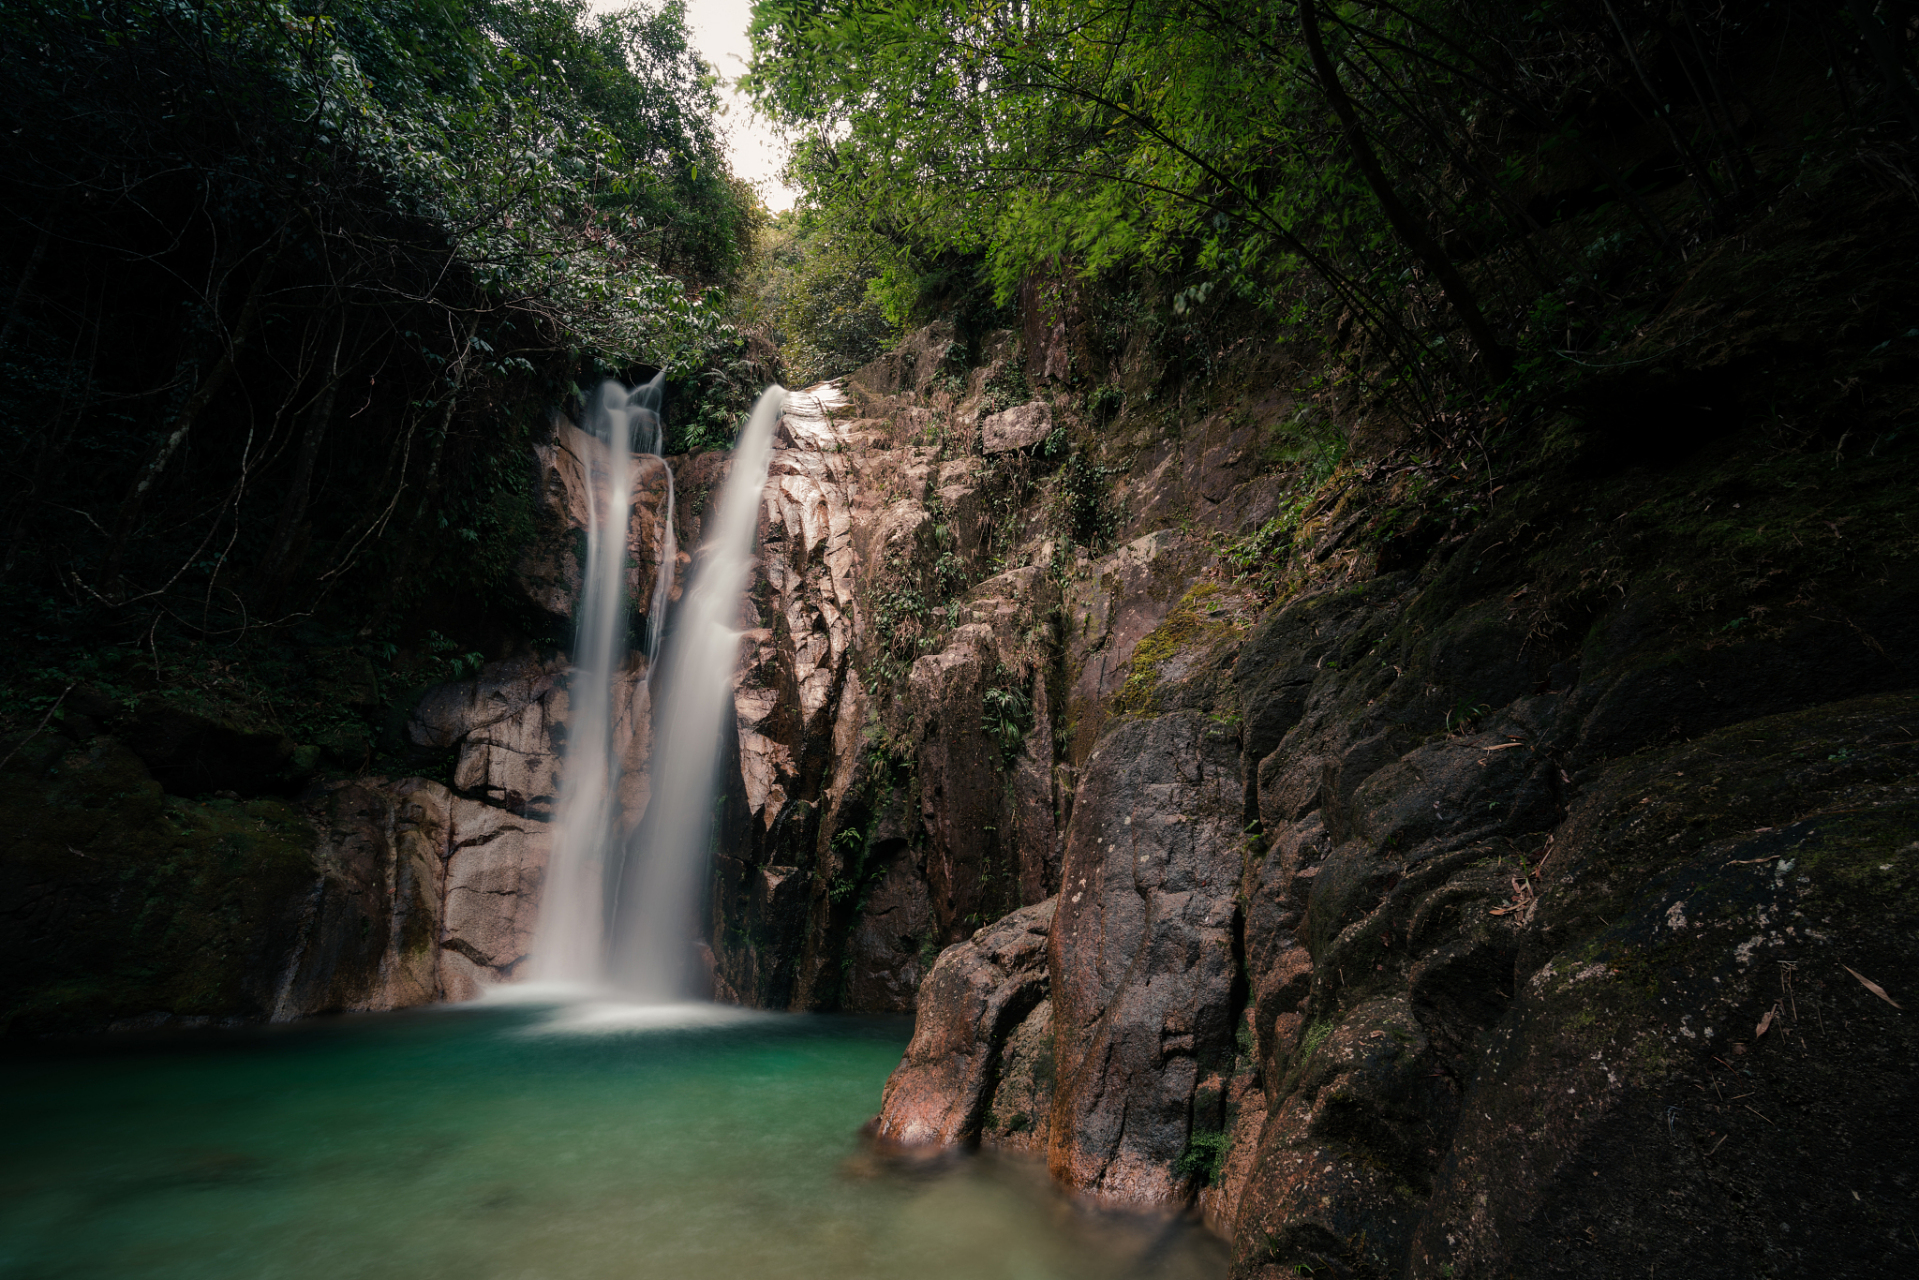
[873,897,1056,1146]
[122,701,295,796]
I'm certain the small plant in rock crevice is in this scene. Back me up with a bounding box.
[1175,1127,1232,1186]
[980,667,1035,768]
[1084,383,1124,427]
[1051,451,1120,550]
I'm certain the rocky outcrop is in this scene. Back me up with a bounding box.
[875,897,1056,1146]
[269,776,549,1015]
[698,372,1076,1010]
[982,400,1052,453]
[1044,713,1246,1204]
[516,415,682,626]
[836,298,1918,1278]
[0,716,548,1033]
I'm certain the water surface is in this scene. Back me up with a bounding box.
[0,1003,1226,1279]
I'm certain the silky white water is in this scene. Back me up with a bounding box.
[533,379,784,998]
[529,373,672,987]
[610,383,785,997]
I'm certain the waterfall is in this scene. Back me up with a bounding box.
[609,383,785,999]
[530,378,785,1001]
[528,373,668,987]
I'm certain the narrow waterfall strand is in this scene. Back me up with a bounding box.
[634,384,677,665]
[529,375,660,984]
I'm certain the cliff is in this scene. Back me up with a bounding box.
[790,179,1915,1275]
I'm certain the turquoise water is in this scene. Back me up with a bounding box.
[0,1002,1226,1280]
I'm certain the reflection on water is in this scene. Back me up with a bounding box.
[0,1003,1226,1280]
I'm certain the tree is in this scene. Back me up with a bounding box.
[746,1,1882,398]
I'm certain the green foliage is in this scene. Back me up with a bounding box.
[1085,384,1125,427]
[1226,409,1350,596]
[1175,1127,1231,1186]
[0,0,758,718]
[741,208,903,386]
[746,1,1873,412]
[827,822,871,904]
[867,574,932,689]
[747,0,1412,379]
[1298,1017,1336,1064]
[980,671,1034,767]
[979,357,1030,416]
[1053,451,1120,549]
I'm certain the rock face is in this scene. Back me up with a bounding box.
[269,777,550,1015]
[1045,713,1245,1204]
[0,733,315,1035]
[819,305,1918,1280]
[516,415,681,626]
[0,731,551,1030]
[875,897,1055,1146]
[697,372,1078,1011]
[982,400,1052,453]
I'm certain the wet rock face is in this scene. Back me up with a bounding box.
[1213,562,1917,1274]
[1398,697,1919,1280]
[516,417,681,626]
[1227,693,1919,1280]
[1045,712,1246,1204]
[406,654,651,826]
[0,717,552,1032]
[1062,530,1209,765]
[874,898,1056,1147]
[698,377,1072,1012]
[270,778,549,1015]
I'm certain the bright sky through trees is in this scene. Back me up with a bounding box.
[594,0,795,210]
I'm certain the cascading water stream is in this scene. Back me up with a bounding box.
[530,378,784,1000]
[529,374,668,987]
[609,383,785,999]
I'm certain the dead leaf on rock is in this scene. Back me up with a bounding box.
[1842,964,1903,1010]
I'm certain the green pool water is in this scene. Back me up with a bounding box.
[0,1001,1227,1280]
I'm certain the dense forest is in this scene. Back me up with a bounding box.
[749,0,1917,406]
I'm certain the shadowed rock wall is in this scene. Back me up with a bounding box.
[849,297,1918,1277]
